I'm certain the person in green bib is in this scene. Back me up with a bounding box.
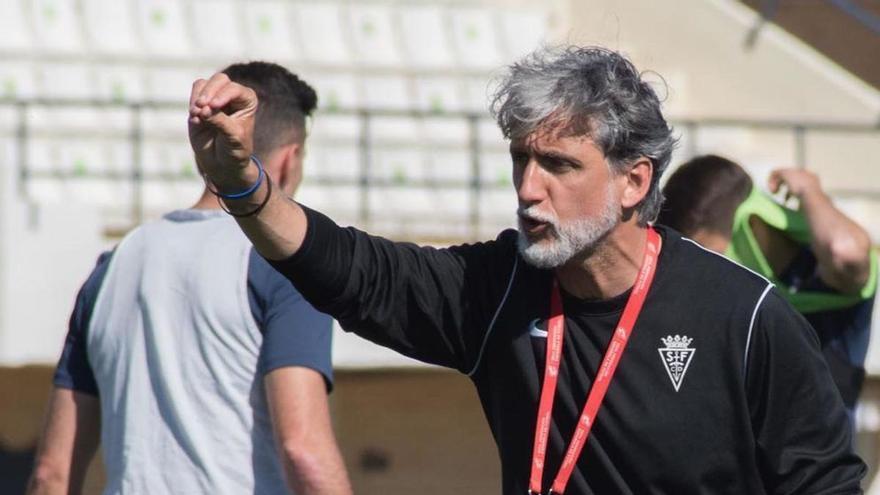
[659,154,877,422]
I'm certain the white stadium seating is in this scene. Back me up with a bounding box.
[31,0,86,54]
[399,6,455,69]
[347,4,401,68]
[82,0,141,55]
[3,0,549,240]
[242,1,301,60]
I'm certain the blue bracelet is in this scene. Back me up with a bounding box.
[210,155,264,200]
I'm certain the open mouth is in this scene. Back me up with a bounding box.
[518,215,550,237]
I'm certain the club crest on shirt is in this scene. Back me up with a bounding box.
[658,335,695,392]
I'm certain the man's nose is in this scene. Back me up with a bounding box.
[515,160,546,205]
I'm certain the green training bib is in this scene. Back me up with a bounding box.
[723,187,877,313]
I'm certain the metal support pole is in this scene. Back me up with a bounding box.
[794,125,806,169]
[358,110,372,228]
[131,103,144,225]
[467,115,481,240]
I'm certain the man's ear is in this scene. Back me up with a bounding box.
[619,157,653,209]
[276,143,303,195]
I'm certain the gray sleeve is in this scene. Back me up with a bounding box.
[53,251,113,396]
[247,249,334,391]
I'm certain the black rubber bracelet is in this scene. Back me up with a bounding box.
[219,174,273,218]
[204,155,263,199]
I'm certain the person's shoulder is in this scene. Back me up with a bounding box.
[444,229,519,266]
[82,249,115,292]
[247,248,302,295]
[656,224,772,293]
[448,228,518,251]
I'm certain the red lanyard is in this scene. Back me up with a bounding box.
[529,227,661,495]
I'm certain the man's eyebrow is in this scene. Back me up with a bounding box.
[535,149,582,166]
[508,144,583,168]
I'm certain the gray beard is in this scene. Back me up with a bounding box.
[516,195,619,269]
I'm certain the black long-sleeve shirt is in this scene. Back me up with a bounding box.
[270,206,865,494]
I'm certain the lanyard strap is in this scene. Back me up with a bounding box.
[529,227,661,495]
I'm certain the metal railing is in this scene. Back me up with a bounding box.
[5,98,880,240]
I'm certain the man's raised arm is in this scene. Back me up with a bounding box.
[188,73,306,260]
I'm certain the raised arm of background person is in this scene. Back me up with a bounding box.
[26,389,100,495]
[265,367,352,495]
[189,73,306,261]
[768,168,872,294]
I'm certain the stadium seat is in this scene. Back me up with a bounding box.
[0,137,17,171]
[367,185,434,230]
[426,149,472,185]
[414,77,463,114]
[67,178,120,208]
[478,187,517,233]
[399,6,454,69]
[368,116,422,184]
[362,76,412,111]
[25,138,59,174]
[463,76,494,113]
[478,118,506,146]
[298,183,361,225]
[141,179,176,212]
[27,105,132,132]
[422,117,470,145]
[309,74,359,112]
[35,63,94,100]
[105,139,135,174]
[82,0,140,55]
[171,178,204,208]
[347,4,401,68]
[371,149,425,184]
[0,0,33,51]
[0,106,16,134]
[31,0,85,54]
[242,1,300,60]
[94,65,145,102]
[140,108,187,138]
[136,0,193,57]
[499,9,549,61]
[479,151,513,189]
[449,7,502,70]
[140,140,197,179]
[311,114,361,141]
[370,116,419,144]
[295,3,351,66]
[190,0,245,57]
[26,177,65,204]
[0,62,37,99]
[311,146,362,183]
[144,67,207,104]
[368,186,472,239]
[26,137,105,177]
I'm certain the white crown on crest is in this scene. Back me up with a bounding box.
[661,335,693,349]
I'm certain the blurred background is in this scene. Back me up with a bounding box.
[0,0,879,493]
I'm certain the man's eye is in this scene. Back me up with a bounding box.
[541,158,571,173]
[511,152,529,166]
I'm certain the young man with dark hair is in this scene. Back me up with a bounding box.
[27,62,352,495]
[189,47,864,493]
[659,154,876,421]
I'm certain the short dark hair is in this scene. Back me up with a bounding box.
[222,61,318,158]
[657,154,752,237]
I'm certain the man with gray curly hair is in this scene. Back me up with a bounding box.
[188,46,863,493]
